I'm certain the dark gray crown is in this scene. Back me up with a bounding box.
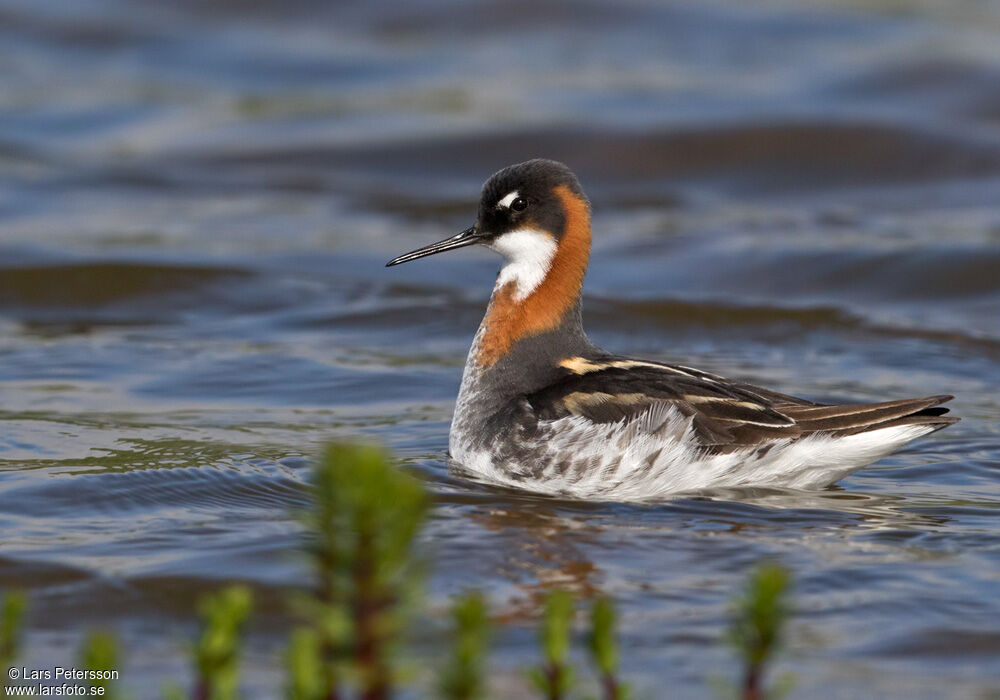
[481,159,585,208]
[475,159,588,240]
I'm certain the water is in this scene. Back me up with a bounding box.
[1,0,999,696]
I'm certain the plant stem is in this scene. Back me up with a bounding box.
[743,665,761,700]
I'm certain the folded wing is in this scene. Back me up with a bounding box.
[527,357,956,451]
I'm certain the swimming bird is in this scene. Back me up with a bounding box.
[386,159,957,500]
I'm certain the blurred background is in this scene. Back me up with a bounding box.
[1,0,998,697]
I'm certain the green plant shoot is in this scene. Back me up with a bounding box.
[439,591,490,700]
[80,631,120,700]
[300,443,429,700]
[588,597,628,700]
[727,563,792,700]
[531,590,574,700]
[1,593,26,690]
[192,585,252,700]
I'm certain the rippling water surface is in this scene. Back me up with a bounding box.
[1,0,999,696]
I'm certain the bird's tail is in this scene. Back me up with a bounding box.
[780,395,958,437]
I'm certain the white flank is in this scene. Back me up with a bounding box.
[450,404,938,501]
[489,228,557,300]
[497,190,520,209]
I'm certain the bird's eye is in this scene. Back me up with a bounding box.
[511,197,528,212]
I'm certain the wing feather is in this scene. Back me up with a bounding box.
[528,357,956,451]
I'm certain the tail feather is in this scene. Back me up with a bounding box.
[834,413,958,436]
[781,395,957,436]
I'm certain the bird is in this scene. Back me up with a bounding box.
[386,159,957,500]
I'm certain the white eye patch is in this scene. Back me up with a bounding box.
[497,191,520,209]
[489,228,557,300]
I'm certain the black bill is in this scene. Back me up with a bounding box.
[385,226,482,266]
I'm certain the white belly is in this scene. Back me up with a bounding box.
[449,405,936,501]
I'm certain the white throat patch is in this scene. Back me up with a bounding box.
[489,229,557,300]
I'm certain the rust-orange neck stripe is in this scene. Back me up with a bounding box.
[475,185,591,368]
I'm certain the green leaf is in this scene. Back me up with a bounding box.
[192,585,252,700]
[80,631,120,700]
[439,591,491,700]
[0,592,26,689]
[285,627,324,700]
[532,591,575,699]
[726,563,793,700]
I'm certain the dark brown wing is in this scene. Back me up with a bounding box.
[529,359,802,448]
[528,357,957,451]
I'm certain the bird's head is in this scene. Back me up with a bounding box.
[387,159,591,299]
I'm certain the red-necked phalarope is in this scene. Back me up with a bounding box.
[387,159,957,500]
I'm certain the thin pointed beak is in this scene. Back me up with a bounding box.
[385,226,483,266]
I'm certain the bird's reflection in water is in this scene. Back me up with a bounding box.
[444,458,952,619]
[441,459,608,618]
